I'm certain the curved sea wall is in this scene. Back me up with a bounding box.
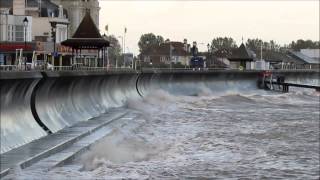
[0,72,47,153]
[0,70,319,153]
[137,71,261,96]
[34,72,139,133]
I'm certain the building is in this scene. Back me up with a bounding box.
[61,10,109,68]
[0,0,33,65]
[300,49,320,61]
[209,48,232,68]
[227,43,256,70]
[123,53,134,67]
[0,0,70,67]
[51,0,100,37]
[287,49,320,69]
[140,40,192,66]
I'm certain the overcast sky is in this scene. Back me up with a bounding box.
[99,0,319,54]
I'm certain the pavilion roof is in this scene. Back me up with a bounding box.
[61,10,109,49]
[228,43,254,61]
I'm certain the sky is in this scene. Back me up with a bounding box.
[99,0,319,54]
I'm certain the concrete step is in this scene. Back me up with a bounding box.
[0,108,128,178]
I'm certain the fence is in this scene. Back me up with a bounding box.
[0,65,318,72]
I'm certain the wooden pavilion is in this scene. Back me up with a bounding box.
[61,10,109,68]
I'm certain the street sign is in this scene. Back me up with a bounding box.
[52,52,59,57]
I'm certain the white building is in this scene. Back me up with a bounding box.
[0,0,68,44]
[31,5,69,44]
[0,11,32,42]
[0,0,70,66]
[51,0,100,37]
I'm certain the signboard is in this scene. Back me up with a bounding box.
[53,51,59,57]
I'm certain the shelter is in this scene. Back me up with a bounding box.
[228,43,254,70]
[61,10,109,67]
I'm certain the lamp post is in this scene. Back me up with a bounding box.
[102,33,107,68]
[23,17,28,70]
[124,27,127,67]
[50,22,57,59]
[207,43,210,67]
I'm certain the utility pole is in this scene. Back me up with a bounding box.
[118,36,123,69]
[169,42,173,69]
[260,41,263,60]
[124,27,127,67]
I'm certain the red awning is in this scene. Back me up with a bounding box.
[0,42,36,53]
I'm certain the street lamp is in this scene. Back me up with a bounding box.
[102,33,107,68]
[50,22,57,56]
[23,17,28,70]
[207,43,210,67]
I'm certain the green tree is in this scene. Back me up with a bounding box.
[138,33,164,53]
[210,37,237,51]
[106,35,121,67]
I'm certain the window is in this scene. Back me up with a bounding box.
[15,25,24,42]
[7,25,12,41]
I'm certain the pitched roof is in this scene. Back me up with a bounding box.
[288,50,320,64]
[228,43,254,61]
[61,10,109,49]
[72,10,101,39]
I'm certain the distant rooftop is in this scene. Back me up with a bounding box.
[288,50,320,64]
[0,0,68,18]
[228,43,254,61]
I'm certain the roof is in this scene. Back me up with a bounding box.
[61,11,109,49]
[288,50,320,64]
[72,10,101,39]
[228,43,254,61]
[141,41,190,56]
[212,48,233,58]
[252,50,304,64]
[0,0,68,18]
[0,0,12,8]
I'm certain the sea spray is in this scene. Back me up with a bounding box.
[79,90,176,171]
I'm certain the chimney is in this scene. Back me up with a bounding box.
[13,0,26,15]
[58,5,64,18]
[183,38,188,52]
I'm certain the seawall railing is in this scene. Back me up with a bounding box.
[1,65,318,73]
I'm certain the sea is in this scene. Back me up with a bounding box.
[6,88,320,180]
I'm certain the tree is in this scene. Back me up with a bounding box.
[106,35,121,67]
[210,37,237,51]
[289,39,320,50]
[138,33,164,53]
[246,38,263,51]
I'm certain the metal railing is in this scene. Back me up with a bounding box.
[0,65,318,72]
[0,65,137,72]
[0,65,18,71]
